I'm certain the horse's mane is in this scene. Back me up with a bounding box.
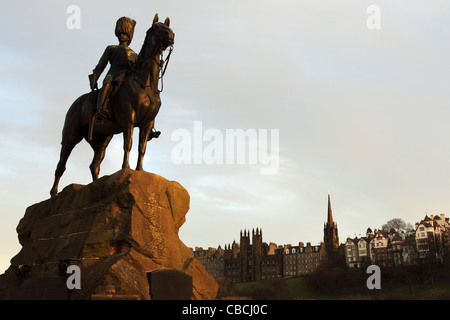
[138,31,150,61]
[136,27,155,68]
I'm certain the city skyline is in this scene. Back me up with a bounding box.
[1,1,450,273]
[193,194,431,253]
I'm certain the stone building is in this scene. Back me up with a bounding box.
[372,229,390,267]
[283,242,326,277]
[345,229,417,268]
[194,229,288,283]
[345,228,375,268]
[415,214,450,264]
[193,246,224,280]
[344,213,450,268]
[261,243,284,281]
[194,194,342,283]
[223,228,284,283]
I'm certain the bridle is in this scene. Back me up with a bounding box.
[158,44,173,93]
[134,29,174,94]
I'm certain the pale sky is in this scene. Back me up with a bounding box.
[1,1,449,273]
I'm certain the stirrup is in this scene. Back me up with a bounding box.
[150,130,161,139]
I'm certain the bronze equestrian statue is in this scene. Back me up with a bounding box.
[50,14,174,197]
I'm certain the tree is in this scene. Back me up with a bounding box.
[381,218,413,233]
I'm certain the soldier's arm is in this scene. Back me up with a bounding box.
[92,45,112,78]
[128,50,138,70]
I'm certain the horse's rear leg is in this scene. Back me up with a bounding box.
[88,134,113,181]
[50,135,82,197]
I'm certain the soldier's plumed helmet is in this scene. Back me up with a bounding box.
[115,17,136,45]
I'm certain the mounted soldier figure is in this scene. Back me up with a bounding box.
[90,17,138,120]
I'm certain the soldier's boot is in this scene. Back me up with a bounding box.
[96,83,112,120]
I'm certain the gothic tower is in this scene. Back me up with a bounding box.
[240,229,251,282]
[252,228,263,281]
[324,194,339,254]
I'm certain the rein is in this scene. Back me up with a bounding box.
[158,45,173,92]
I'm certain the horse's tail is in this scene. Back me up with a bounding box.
[60,93,91,144]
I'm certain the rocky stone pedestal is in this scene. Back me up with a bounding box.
[0,169,218,300]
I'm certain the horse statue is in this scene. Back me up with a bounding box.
[50,14,174,197]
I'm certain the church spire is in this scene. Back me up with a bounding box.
[327,193,333,224]
[324,193,339,254]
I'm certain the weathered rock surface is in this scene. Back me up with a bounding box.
[0,169,218,300]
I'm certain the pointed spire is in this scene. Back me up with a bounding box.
[327,193,333,224]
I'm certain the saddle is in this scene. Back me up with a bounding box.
[86,74,161,142]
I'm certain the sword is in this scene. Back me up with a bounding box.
[87,74,98,141]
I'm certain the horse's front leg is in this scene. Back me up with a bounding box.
[89,134,113,180]
[122,110,135,170]
[136,121,154,171]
